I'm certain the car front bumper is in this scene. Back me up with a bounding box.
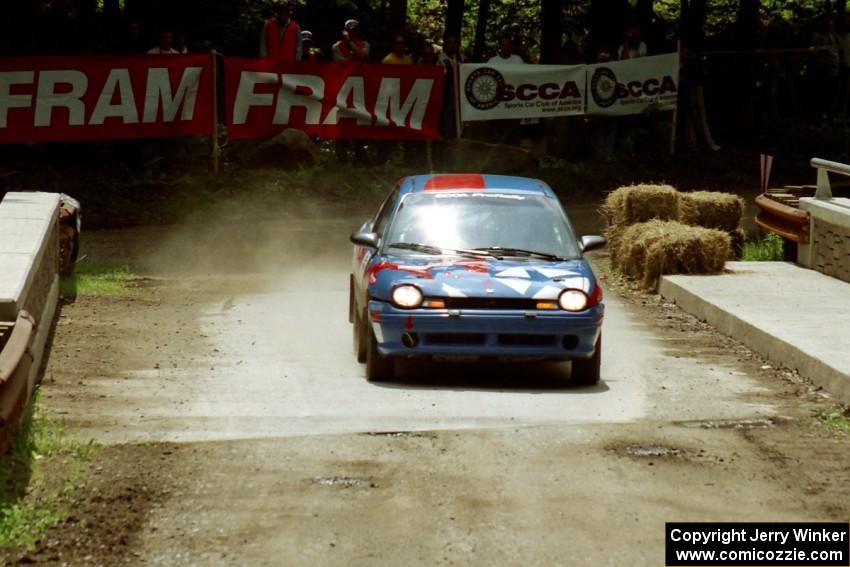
[368,300,603,360]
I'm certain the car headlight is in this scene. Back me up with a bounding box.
[558,289,588,312]
[391,285,424,308]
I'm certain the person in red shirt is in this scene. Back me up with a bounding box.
[332,19,370,62]
[259,2,302,62]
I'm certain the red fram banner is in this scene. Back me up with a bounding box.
[0,54,214,144]
[224,58,444,140]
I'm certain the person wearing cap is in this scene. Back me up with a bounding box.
[332,19,370,62]
[260,2,302,62]
[301,30,321,61]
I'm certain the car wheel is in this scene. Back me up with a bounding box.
[353,308,368,363]
[571,334,601,386]
[366,326,394,382]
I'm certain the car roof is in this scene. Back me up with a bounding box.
[399,174,554,197]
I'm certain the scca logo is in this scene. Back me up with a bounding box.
[464,67,506,110]
[590,67,677,108]
[499,81,580,102]
[464,67,581,110]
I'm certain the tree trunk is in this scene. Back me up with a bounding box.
[445,0,464,41]
[387,0,408,37]
[685,0,706,51]
[539,0,562,63]
[636,0,653,32]
[837,0,847,32]
[587,0,627,53]
[736,0,760,49]
[472,0,491,62]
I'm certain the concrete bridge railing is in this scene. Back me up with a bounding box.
[0,192,64,453]
[798,159,850,283]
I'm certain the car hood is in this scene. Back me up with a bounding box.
[367,255,597,301]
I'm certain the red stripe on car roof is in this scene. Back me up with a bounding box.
[423,174,486,191]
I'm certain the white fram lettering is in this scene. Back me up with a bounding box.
[142,66,203,123]
[232,71,278,125]
[373,78,433,129]
[89,68,138,125]
[34,70,87,127]
[275,74,324,125]
[0,71,34,128]
[323,76,370,125]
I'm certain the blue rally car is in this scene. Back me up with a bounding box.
[349,174,606,384]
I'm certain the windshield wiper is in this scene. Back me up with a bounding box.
[386,242,444,254]
[471,246,567,261]
[386,242,490,258]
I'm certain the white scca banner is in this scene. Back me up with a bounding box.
[586,53,679,116]
[459,63,585,121]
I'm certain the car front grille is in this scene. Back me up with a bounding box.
[438,297,541,310]
[424,333,486,345]
[497,334,556,346]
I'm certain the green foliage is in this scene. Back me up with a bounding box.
[741,233,784,261]
[0,393,97,550]
[60,261,135,297]
[817,408,850,434]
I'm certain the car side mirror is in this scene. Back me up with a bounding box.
[580,235,607,253]
[350,231,380,249]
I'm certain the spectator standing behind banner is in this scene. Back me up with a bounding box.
[679,48,722,152]
[487,36,524,65]
[148,31,178,54]
[487,36,539,147]
[437,34,466,139]
[332,20,370,163]
[174,31,189,54]
[332,19,370,62]
[260,2,302,62]
[617,26,647,60]
[383,35,413,64]
[116,21,145,54]
[301,30,320,61]
[420,43,439,65]
[437,34,465,68]
[590,45,617,160]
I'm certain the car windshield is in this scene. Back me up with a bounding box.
[382,192,581,259]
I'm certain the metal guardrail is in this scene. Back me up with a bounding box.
[754,194,810,243]
[0,311,36,455]
[811,158,850,200]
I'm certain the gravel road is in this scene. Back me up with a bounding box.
[20,211,849,566]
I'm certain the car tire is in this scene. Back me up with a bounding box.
[571,334,601,386]
[353,308,368,363]
[366,327,394,382]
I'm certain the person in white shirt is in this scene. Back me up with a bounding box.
[148,31,179,54]
[617,26,647,59]
[487,36,524,65]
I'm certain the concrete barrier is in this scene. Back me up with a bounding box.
[0,192,62,453]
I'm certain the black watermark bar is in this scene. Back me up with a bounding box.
[666,523,849,566]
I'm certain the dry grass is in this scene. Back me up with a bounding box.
[679,191,744,233]
[599,184,681,228]
[615,220,731,289]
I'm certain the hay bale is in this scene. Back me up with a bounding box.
[679,191,744,232]
[600,184,680,227]
[728,228,746,260]
[615,220,731,289]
